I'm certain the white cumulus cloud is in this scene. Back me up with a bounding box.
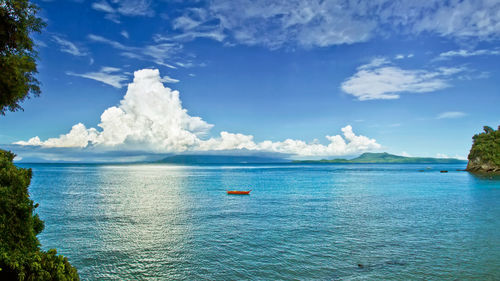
[195,125,380,156]
[341,58,465,100]
[15,124,99,148]
[15,69,381,157]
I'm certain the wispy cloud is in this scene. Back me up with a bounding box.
[88,34,127,49]
[116,0,153,17]
[66,66,129,88]
[33,38,47,48]
[341,58,465,100]
[16,69,381,158]
[91,0,154,23]
[172,30,226,42]
[157,0,500,49]
[438,49,500,59]
[160,75,180,83]
[51,35,88,56]
[91,1,114,13]
[395,54,413,60]
[205,0,375,49]
[87,0,500,51]
[436,111,467,119]
[412,0,500,40]
[157,8,226,43]
[88,34,181,68]
[120,30,129,39]
[357,58,389,70]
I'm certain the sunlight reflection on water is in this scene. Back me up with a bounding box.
[23,163,500,280]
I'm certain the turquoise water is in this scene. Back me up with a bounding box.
[21,163,500,280]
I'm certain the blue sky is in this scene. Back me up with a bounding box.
[1,0,499,162]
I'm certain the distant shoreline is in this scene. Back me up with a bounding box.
[14,151,468,165]
[16,161,467,166]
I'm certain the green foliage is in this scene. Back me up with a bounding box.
[0,3,78,279]
[468,125,500,166]
[22,250,79,281]
[0,0,45,115]
[0,149,79,280]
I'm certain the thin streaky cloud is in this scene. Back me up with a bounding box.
[120,30,129,39]
[88,34,181,68]
[66,67,129,88]
[160,75,180,83]
[436,111,467,119]
[52,35,88,56]
[439,49,500,59]
[91,1,115,13]
[91,0,154,22]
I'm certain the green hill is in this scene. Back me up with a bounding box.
[293,152,466,164]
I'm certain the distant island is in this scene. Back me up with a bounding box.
[466,126,500,174]
[156,153,466,165]
[293,152,466,164]
[157,155,286,164]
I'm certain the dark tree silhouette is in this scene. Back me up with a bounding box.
[0,0,45,115]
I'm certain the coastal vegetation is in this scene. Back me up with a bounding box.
[293,152,466,164]
[0,0,45,115]
[1,1,79,279]
[0,150,79,280]
[466,126,500,174]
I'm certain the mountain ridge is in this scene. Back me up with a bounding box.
[156,155,286,164]
[293,152,466,164]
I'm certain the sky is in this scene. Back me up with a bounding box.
[1,0,499,162]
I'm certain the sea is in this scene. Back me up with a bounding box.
[19,163,500,280]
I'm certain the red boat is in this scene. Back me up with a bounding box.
[226,190,252,195]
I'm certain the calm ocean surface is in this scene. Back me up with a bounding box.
[20,163,500,280]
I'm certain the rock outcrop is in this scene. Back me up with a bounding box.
[466,126,500,174]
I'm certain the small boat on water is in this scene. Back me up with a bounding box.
[226,190,251,195]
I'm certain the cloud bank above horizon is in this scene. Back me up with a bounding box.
[15,69,380,157]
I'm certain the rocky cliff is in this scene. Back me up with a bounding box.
[466,126,500,174]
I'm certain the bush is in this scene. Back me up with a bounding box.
[468,125,500,166]
[0,149,79,280]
